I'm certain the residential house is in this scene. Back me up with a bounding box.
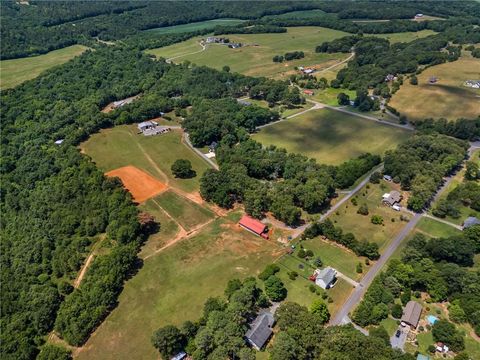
[313,267,337,289]
[463,216,480,229]
[238,215,269,239]
[245,312,275,351]
[383,175,393,182]
[303,89,314,96]
[237,99,252,106]
[382,191,402,207]
[401,301,422,329]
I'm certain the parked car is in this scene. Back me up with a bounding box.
[395,330,401,337]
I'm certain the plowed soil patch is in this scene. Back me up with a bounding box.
[106,165,167,203]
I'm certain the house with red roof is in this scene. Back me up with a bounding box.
[239,215,269,239]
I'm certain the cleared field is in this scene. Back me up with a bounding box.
[261,9,326,20]
[105,165,167,203]
[252,108,411,165]
[81,125,211,193]
[375,29,437,43]
[390,55,480,122]
[311,87,356,106]
[145,18,244,34]
[147,27,351,79]
[0,45,88,89]
[330,181,410,251]
[153,190,215,232]
[415,217,462,239]
[76,212,283,360]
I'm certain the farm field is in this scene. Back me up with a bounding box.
[145,18,244,34]
[329,180,410,251]
[76,211,284,360]
[252,108,411,165]
[153,190,215,232]
[81,125,211,193]
[0,45,88,89]
[147,27,352,79]
[390,54,480,122]
[261,9,326,20]
[376,29,437,43]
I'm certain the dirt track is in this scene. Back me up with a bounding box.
[106,165,167,203]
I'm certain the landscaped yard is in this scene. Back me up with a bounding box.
[329,181,410,251]
[76,211,284,360]
[81,125,211,193]
[253,108,411,165]
[0,45,88,89]
[147,27,352,80]
[390,54,480,122]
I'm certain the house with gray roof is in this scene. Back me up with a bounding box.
[401,301,422,329]
[463,216,480,229]
[245,312,275,351]
[314,267,337,289]
[382,190,402,207]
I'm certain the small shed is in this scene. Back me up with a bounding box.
[170,352,187,360]
[401,301,422,329]
[238,215,269,239]
[314,267,337,289]
[245,312,275,351]
[237,99,252,106]
[463,216,480,229]
[54,139,64,145]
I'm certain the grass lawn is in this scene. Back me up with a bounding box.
[145,18,244,34]
[153,190,215,232]
[415,217,462,239]
[81,125,211,193]
[379,317,399,336]
[138,198,179,259]
[390,54,480,122]
[311,88,356,106]
[300,238,369,280]
[0,45,88,89]
[376,29,437,43]
[329,181,410,251]
[76,212,284,360]
[252,108,411,165]
[147,27,352,80]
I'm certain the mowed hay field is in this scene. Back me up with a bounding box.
[81,125,210,193]
[390,55,480,122]
[145,18,244,34]
[0,45,88,89]
[376,29,437,43]
[147,27,352,79]
[75,211,284,360]
[253,108,411,165]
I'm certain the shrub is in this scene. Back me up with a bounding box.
[258,264,280,281]
[171,159,196,178]
[357,203,369,215]
[371,215,383,225]
[351,197,358,206]
[356,262,363,273]
[288,271,298,280]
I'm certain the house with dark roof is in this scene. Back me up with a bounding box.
[463,216,480,229]
[401,301,422,329]
[245,312,275,351]
[313,267,337,289]
[382,190,402,207]
[239,215,269,239]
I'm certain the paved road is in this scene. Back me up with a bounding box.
[330,141,478,327]
[183,133,219,170]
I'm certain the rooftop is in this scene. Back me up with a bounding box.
[239,215,267,235]
[316,267,336,285]
[464,216,480,229]
[245,312,274,350]
[401,301,422,328]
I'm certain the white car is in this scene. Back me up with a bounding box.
[392,205,401,211]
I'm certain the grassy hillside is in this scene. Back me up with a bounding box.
[0,45,88,89]
[390,54,480,122]
[145,18,244,34]
[252,108,411,165]
[147,27,351,79]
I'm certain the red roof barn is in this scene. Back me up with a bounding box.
[239,215,269,239]
[303,89,314,95]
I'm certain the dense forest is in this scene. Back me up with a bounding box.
[383,135,468,211]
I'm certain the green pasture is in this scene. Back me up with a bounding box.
[147,27,351,79]
[261,9,326,20]
[311,87,356,106]
[415,217,462,239]
[0,45,88,89]
[376,29,437,43]
[81,125,211,193]
[145,18,244,34]
[77,212,282,360]
[330,181,410,251]
[153,190,215,232]
[252,108,411,165]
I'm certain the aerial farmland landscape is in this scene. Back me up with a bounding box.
[1,1,479,360]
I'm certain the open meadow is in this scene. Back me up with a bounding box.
[81,125,211,193]
[390,54,480,122]
[0,45,88,89]
[75,211,285,360]
[147,27,352,79]
[376,29,437,43]
[252,108,411,165]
